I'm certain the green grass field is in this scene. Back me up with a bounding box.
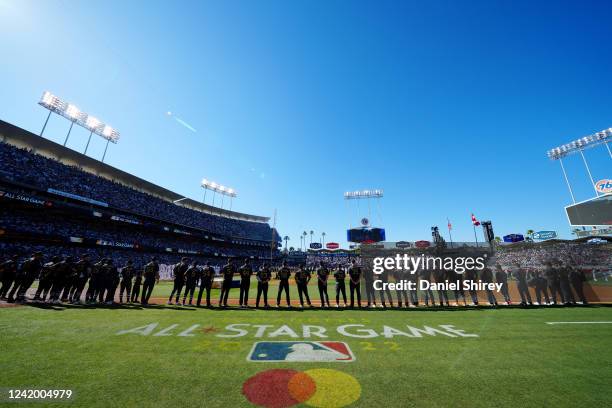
[1,283,611,407]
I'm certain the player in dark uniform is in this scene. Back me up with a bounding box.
[394,269,409,308]
[0,255,19,300]
[418,266,436,307]
[86,258,105,303]
[495,264,511,304]
[168,257,189,305]
[448,269,466,306]
[295,264,313,308]
[316,262,331,308]
[407,268,419,307]
[104,259,120,305]
[362,261,377,308]
[276,261,291,307]
[544,261,562,305]
[480,265,498,306]
[131,265,143,303]
[378,267,394,308]
[569,260,587,305]
[71,254,91,304]
[256,263,272,308]
[219,258,236,307]
[95,258,109,303]
[513,262,533,306]
[530,269,549,306]
[182,261,199,306]
[333,265,348,307]
[50,256,73,304]
[238,259,253,308]
[10,252,43,303]
[463,267,479,306]
[119,260,135,304]
[33,256,59,302]
[60,257,78,302]
[197,262,215,307]
[559,261,575,305]
[434,267,450,307]
[141,257,160,305]
[348,259,362,308]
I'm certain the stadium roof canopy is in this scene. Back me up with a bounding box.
[0,119,269,223]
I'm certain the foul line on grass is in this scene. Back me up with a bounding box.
[545,321,612,325]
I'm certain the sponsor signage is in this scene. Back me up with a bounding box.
[532,231,557,240]
[0,190,51,207]
[414,240,430,248]
[395,241,411,248]
[574,227,612,237]
[47,188,109,207]
[310,242,322,249]
[595,179,612,194]
[111,215,141,225]
[503,234,525,243]
[326,242,340,250]
[96,240,136,248]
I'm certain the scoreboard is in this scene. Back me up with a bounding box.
[565,194,612,227]
[347,227,386,243]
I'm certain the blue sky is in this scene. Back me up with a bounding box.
[1,0,611,247]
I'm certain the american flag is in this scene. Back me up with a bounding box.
[471,213,480,226]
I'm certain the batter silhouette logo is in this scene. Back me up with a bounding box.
[247,341,355,362]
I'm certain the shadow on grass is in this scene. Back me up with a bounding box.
[14,300,610,313]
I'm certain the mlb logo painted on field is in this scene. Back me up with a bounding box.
[247,341,355,362]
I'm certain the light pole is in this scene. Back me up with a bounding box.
[321,232,326,245]
[310,230,314,244]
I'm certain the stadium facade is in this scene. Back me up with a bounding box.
[0,119,281,269]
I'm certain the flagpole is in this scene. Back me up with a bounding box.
[447,218,454,248]
[473,224,479,247]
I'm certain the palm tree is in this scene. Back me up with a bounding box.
[526,229,534,240]
[321,232,326,245]
[494,236,502,243]
[289,246,295,252]
[309,230,314,244]
[302,231,307,250]
[283,236,290,252]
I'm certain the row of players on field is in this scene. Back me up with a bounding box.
[0,253,588,307]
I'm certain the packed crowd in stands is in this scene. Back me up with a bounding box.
[1,208,270,259]
[494,242,612,271]
[0,142,276,241]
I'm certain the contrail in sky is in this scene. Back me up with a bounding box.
[167,111,197,132]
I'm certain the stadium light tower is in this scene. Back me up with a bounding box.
[38,91,120,162]
[201,179,237,211]
[546,127,612,202]
[344,189,384,225]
